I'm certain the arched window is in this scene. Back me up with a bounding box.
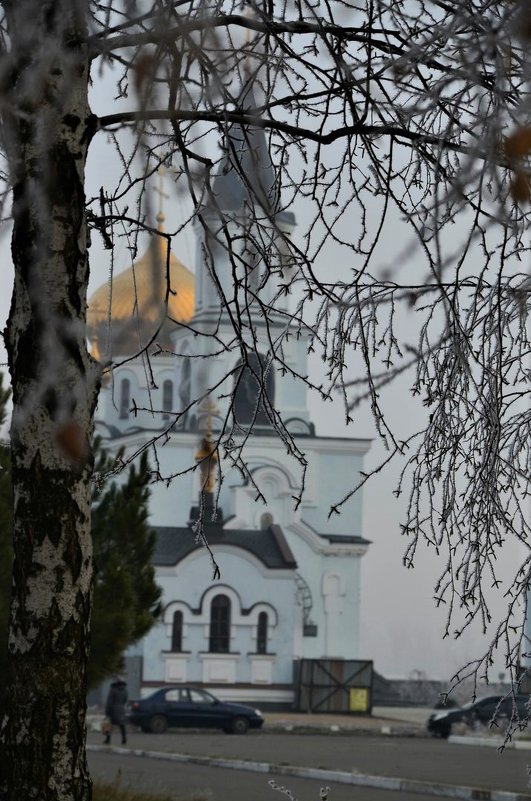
[260,512,274,529]
[162,379,173,420]
[179,358,191,411]
[233,352,274,427]
[171,611,183,652]
[119,378,130,420]
[257,612,268,654]
[209,594,231,653]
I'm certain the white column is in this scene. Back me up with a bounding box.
[322,572,345,657]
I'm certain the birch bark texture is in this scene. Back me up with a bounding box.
[0,2,98,800]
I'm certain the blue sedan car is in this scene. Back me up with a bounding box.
[427,694,529,738]
[127,686,264,734]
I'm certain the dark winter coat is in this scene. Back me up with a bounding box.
[105,680,128,725]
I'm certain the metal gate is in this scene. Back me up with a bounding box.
[293,659,373,714]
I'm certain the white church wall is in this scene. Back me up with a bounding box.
[301,447,367,536]
[141,546,296,685]
[277,336,310,418]
[226,460,297,529]
[109,429,368,541]
[138,432,299,529]
[97,356,182,434]
[321,561,363,658]
[211,437,369,536]
[144,454,196,527]
[171,313,311,428]
[97,366,137,432]
[97,426,368,671]
[195,217,283,317]
[190,225,221,316]
[283,527,364,660]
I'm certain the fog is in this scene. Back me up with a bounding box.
[0,58,524,690]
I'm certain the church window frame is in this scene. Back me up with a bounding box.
[179,353,192,412]
[233,351,274,427]
[162,379,174,420]
[209,594,231,653]
[171,610,183,652]
[119,378,130,420]
[256,611,268,654]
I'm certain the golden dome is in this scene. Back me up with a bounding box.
[87,235,195,355]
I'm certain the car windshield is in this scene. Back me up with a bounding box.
[189,689,216,704]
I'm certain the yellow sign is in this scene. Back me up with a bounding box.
[349,687,369,712]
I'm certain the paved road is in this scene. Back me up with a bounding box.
[88,749,442,801]
[86,729,531,795]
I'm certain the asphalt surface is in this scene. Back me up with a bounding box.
[86,729,531,796]
[88,749,446,801]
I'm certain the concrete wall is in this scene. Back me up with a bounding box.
[372,673,515,707]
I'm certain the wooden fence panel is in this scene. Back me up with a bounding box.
[293,658,373,713]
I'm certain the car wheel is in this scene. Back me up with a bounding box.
[231,716,249,735]
[149,715,168,734]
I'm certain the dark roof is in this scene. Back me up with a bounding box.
[96,421,371,445]
[208,84,294,225]
[153,523,297,570]
[321,534,372,546]
[299,518,371,547]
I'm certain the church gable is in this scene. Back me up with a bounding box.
[145,541,297,692]
[153,523,297,571]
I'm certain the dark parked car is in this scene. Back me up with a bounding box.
[427,695,529,738]
[127,686,264,734]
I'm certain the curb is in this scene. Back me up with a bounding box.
[263,724,422,737]
[87,744,531,801]
[87,715,422,738]
[449,735,531,751]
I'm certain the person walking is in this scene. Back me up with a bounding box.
[104,676,128,745]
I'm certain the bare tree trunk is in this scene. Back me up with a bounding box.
[0,3,98,799]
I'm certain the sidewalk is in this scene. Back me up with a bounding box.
[87,706,429,737]
[259,706,430,735]
[89,705,531,745]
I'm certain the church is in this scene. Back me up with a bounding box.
[88,94,372,709]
